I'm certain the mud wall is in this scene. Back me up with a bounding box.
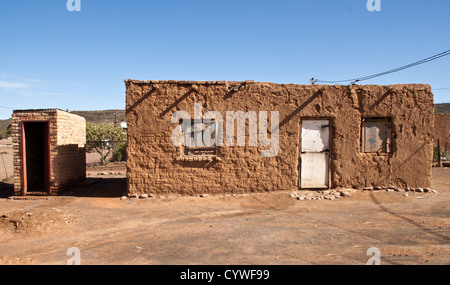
[434,114,450,151]
[125,80,434,195]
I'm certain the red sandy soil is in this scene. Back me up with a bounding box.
[0,164,448,265]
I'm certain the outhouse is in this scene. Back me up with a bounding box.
[11,109,86,196]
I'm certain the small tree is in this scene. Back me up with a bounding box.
[112,142,127,162]
[86,122,127,165]
[0,128,11,139]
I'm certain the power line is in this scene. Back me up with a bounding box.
[0,106,13,110]
[433,87,450,91]
[314,49,450,84]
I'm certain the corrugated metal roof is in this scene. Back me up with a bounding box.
[13,108,65,113]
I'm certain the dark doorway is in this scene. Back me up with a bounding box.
[22,122,50,194]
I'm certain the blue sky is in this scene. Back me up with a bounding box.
[0,0,449,120]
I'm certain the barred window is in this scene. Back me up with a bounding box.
[183,119,218,156]
[361,118,392,153]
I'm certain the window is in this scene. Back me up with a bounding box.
[183,119,218,156]
[361,118,392,153]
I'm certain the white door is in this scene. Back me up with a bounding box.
[300,120,330,188]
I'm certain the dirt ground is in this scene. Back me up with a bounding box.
[0,163,448,265]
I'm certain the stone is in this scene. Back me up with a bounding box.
[139,194,149,199]
[403,193,409,197]
[297,196,305,201]
[424,188,430,193]
[416,188,424,193]
[120,196,128,200]
[364,187,373,191]
[374,186,382,190]
[431,190,437,194]
[200,194,210,198]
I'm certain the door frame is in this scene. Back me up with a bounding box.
[21,121,51,195]
[299,118,331,189]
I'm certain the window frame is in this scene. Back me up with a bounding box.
[182,118,219,157]
[360,118,392,154]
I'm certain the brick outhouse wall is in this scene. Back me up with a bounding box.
[12,109,86,196]
[434,114,450,151]
[52,110,86,192]
[125,80,434,195]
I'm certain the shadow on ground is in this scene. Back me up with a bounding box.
[60,177,127,198]
[0,182,14,198]
[0,178,127,199]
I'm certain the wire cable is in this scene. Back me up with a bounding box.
[315,49,450,84]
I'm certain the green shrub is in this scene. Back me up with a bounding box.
[433,143,448,162]
[112,142,127,162]
[0,129,11,139]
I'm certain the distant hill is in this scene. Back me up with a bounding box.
[435,103,450,114]
[70,110,126,124]
[0,118,11,131]
[0,110,126,132]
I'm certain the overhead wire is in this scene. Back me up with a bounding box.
[314,49,450,84]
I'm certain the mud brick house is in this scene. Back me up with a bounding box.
[125,80,434,195]
[434,114,450,152]
[11,109,86,196]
